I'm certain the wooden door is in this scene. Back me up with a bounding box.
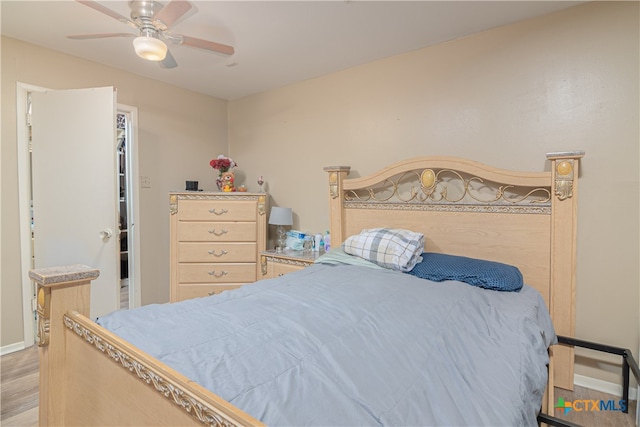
[31,87,119,318]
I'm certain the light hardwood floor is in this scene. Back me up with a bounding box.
[1,342,636,426]
[1,285,129,426]
[1,345,38,426]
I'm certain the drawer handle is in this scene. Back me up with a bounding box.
[208,208,228,215]
[207,249,228,257]
[208,270,228,278]
[208,229,228,236]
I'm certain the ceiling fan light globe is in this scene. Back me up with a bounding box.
[133,36,167,61]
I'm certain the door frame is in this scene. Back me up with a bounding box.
[117,103,141,309]
[16,83,141,347]
[16,82,46,348]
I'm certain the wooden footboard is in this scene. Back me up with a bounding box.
[30,265,263,427]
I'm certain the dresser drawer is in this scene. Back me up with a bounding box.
[178,222,257,242]
[178,263,257,283]
[178,200,257,221]
[175,283,243,300]
[178,242,257,262]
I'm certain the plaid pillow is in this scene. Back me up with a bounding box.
[342,228,424,272]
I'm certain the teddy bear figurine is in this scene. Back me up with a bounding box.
[220,171,236,192]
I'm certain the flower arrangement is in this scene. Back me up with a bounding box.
[210,155,238,191]
[210,155,237,173]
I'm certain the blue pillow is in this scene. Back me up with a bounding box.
[407,252,523,292]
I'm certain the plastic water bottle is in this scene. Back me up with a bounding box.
[303,235,313,253]
[314,234,323,252]
[324,231,331,252]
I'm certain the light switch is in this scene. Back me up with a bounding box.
[140,176,151,188]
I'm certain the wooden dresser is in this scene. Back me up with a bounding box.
[169,192,268,302]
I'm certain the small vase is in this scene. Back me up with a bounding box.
[216,174,224,191]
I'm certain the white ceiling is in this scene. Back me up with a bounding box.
[1,1,583,100]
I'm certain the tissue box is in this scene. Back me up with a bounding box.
[285,230,306,250]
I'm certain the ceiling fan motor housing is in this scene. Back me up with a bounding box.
[129,1,159,21]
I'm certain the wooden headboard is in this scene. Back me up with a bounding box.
[325,152,584,398]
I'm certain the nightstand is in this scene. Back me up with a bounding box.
[260,249,322,279]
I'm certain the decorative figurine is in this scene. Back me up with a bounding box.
[220,171,236,192]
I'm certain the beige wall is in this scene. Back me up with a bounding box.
[229,1,639,385]
[1,37,228,346]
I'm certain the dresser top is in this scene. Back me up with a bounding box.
[261,249,324,263]
[170,191,267,196]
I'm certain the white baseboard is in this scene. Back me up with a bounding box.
[0,341,26,356]
[575,373,638,401]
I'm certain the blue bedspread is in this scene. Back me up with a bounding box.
[98,263,555,426]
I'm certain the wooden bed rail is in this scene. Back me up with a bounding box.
[30,264,263,427]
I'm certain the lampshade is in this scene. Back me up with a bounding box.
[133,35,167,61]
[268,207,293,226]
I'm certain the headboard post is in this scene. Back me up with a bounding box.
[324,166,351,245]
[546,151,585,392]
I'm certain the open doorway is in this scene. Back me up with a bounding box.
[116,107,141,310]
[16,83,141,347]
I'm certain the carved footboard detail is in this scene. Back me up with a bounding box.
[63,313,242,427]
[36,286,51,347]
[30,264,263,427]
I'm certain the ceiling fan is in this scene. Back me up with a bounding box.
[67,0,235,69]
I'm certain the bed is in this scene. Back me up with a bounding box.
[31,152,584,426]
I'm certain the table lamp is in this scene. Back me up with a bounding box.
[269,207,293,251]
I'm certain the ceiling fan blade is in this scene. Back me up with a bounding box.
[67,33,136,40]
[153,1,192,29]
[160,49,178,69]
[76,0,134,26]
[179,35,235,55]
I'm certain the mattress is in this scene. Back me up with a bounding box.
[98,262,555,426]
